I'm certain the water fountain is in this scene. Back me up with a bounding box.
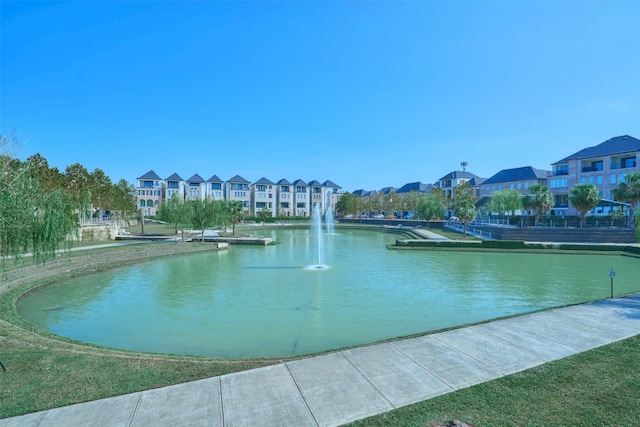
[311,202,326,269]
[325,201,335,235]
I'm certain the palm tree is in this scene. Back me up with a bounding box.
[569,184,600,223]
[524,184,554,226]
[455,199,477,238]
[613,172,640,220]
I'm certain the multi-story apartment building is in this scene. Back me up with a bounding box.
[165,173,185,200]
[136,170,165,216]
[292,179,310,217]
[549,135,640,215]
[481,166,549,197]
[207,175,225,200]
[185,174,206,201]
[436,170,485,199]
[276,179,294,217]
[226,175,252,214]
[323,180,342,215]
[138,171,343,218]
[251,177,275,217]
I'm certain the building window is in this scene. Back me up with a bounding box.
[211,183,221,190]
[580,177,586,184]
[258,193,266,199]
[550,179,567,188]
[256,185,266,191]
[517,183,522,190]
[588,176,594,185]
[234,191,246,197]
[622,157,637,168]
[596,175,603,185]
[610,174,617,184]
[524,183,529,189]
[620,174,626,183]
[554,164,569,175]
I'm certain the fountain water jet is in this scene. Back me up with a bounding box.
[325,205,335,235]
[311,202,327,269]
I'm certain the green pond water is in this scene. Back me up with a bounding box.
[17,228,640,358]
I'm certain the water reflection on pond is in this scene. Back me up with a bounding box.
[17,229,640,357]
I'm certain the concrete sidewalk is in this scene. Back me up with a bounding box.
[3,294,640,427]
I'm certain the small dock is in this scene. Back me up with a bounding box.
[192,236,272,245]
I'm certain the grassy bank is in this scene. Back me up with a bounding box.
[348,335,640,426]
[2,241,639,424]
[0,243,281,419]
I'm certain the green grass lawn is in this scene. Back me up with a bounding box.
[348,335,640,426]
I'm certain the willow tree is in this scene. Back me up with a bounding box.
[416,193,445,220]
[1,136,76,269]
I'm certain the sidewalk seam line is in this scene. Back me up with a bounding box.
[284,362,320,427]
[340,351,396,409]
[127,392,143,427]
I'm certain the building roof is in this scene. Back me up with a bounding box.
[396,182,433,194]
[227,175,250,183]
[277,178,292,185]
[165,173,184,181]
[292,179,308,186]
[483,166,549,185]
[323,180,340,188]
[553,135,640,164]
[206,174,224,183]
[307,180,323,186]
[379,187,397,195]
[438,170,482,181]
[186,174,205,183]
[468,177,486,186]
[137,170,163,180]
[253,177,275,185]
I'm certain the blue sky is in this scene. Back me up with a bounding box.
[2,1,639,192]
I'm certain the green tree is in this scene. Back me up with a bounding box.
[416,193,445,220]
[523,184,554,226]
[613,172,640,219]
[569,183,601,222]
[65,163,92,222]
[89,168,113,217]
[110,179,137,223]
[26,153,66,194]
[402,190,420,217]
[157,193,189,235]
[455,199,477,238]
[190,197,220,242]
[1,135,76,268]
[488,189,523,215]
[225,201,245,236]
[453,181,477,206]
[335,192,359,217]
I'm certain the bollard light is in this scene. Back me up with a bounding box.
[609,269,616,298]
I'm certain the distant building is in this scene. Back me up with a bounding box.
[136,170,164,216]
[481,166,549,197]
[436,170,486,199]
[549,135,640,215]
[136,171,342,218]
